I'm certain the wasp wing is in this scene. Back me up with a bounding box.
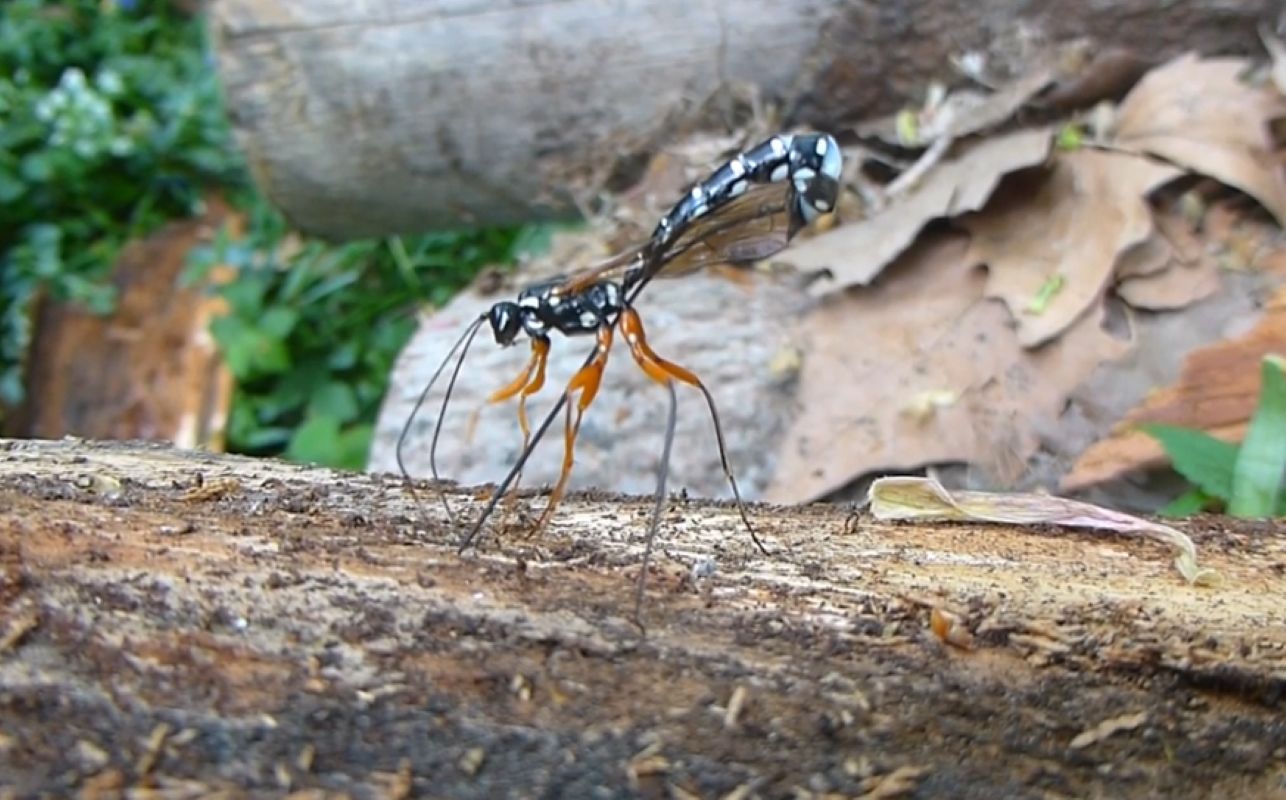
[548,241,648,296]
[553,179,799,296]
[645,181,797,280]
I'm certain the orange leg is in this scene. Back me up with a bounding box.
[484,338,550,520]
[488,337,551,444]
[535,325,613,531]
[619,307,767,554]
[619,307,701,388]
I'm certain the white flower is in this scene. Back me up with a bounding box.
[34,96,56,122]
[61,67,88,94]
[95,69,124,96]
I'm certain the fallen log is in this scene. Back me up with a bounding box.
[212,0,1279,236]
[0,438,1283,797]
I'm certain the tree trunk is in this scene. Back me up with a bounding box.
[211,0,1278,237]
[1,438,1282,797]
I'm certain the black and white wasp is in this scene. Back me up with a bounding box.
[398,132,843,618]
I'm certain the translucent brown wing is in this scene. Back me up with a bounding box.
[550,241,648,296]
[554,180,794,296]
[647,181,794,281]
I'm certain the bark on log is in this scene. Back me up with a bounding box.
[1,438,1283,797]
[212,0,1279,237]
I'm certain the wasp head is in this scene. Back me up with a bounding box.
[486,301,524,346]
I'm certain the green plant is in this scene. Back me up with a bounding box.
[189,198,551,471]
[1145,355,1286,518]
[0,0,244,407]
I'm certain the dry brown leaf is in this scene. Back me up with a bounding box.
[858,66,1054,146]
[787,129,1052,295]
[925,68,1055,142]
[1112,53,1286,226]
[1114,203,1222,310]
[867,476,1213,584]
[767,231,1131,504]
[1041,47,1151,112]
[1064,286,1286,491]
[1113,231,1174,280]
[1115,258,1221,310]
[1262,27,1286,96]
[964,150,1179,347]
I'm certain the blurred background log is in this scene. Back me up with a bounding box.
[1,439,1283,796]
[212,0,1278,238]
[2,199,237,447]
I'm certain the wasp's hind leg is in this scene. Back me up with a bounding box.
[487,337,551,525]
[619,307,767,555]
[534,324,614,534]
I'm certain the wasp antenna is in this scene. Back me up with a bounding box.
[428,316,487,517]
[397,314,486,526]
[691,380,769,556]
[633,379,678,634]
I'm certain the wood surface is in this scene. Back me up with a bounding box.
[1,438,1283,797]
[211,0,1278,237]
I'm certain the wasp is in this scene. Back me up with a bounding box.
[398,132,843,618]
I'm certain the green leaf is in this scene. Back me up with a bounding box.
[258,306,299,340]
[239,425,292,451]
[248,332,291,375]
[336,423,374,471]
[1160,488,1217,517]
[220,277,268,317]
[307,381,359,424]
[1140,423,1239,502]
[1229,355,1286,518]
[285,414,342,466]
[327,342,359,370]
[209,316,255,378]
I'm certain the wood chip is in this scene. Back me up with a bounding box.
[1069,711,1149,749]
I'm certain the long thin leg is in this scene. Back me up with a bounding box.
[460,388,569,552]
[396,315,485,525]
[535,324,613,532]
[633,379,678,632]
[619,307,767,555]
[487,338,551,520]
[459,343,597,552]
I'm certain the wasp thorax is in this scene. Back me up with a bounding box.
[487,301,523,345]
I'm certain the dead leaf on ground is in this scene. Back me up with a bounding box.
[1111,53,1286,226]
[1261,27,1286,97]
[1113,203,1222,310]
[1064,286,1286,491]
[920,68,1055,143]
[857,58,1056,146]
[1040,47,1152,112]
[785,129,1052,295]
[1113,228,1174,281]
[1116,257,1221,310]
[963,149,1179,347]
[867,475,1215,585]
[767,231,1131,504]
